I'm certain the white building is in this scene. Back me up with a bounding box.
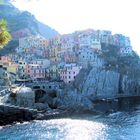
[120,47,133,56]
[78,47,104,68]
[91,38,101,50]
[31,59,50,69]
[16,35,48,59]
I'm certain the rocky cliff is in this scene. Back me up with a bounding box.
[53,44,140,112]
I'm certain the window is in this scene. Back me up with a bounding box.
[74,76,76,79]
[69,76,71,79]
[69,81,71,83]
[69,72,71,74]
[73,72,75,74]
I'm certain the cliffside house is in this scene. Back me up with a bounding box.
[60,63,82,83]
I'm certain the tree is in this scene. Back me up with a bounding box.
[0,19,11,48]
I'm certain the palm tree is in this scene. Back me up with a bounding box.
[0,19,11,48]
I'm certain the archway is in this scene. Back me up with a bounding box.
[35,89,46,103]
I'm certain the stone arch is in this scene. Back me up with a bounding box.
[48,89,57,98]
[33,86,40,89]
[47,89,58,109]
[35,89,46,103]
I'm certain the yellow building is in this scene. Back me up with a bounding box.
[7,63,18,75]
[40,39,49,47]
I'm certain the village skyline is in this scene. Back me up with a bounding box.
[11,0,140,55]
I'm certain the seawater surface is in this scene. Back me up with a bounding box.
[0,105,140,140]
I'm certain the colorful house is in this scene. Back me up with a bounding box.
[17,35,49,60]
[31,59,50,69]
[7,63,18,75]
[26,64,46,80]
[17,60,27,78]
[0,56,11,66]
[91,38,101,50]
[60,63,82,83]
[48,64,59,80]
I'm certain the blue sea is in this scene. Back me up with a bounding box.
[0,105,140,140]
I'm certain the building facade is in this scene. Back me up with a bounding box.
[60,63,82,83]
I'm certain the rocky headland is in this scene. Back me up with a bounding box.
[0,42,140,126]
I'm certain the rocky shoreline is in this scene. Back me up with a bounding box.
[1,96,140,126]
[0,43,140,126]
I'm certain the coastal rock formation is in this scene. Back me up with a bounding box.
[74,68,120,96]
[76,69,140,98]
[16,87,35,107]
[0,104,37,126]
[53,51,140,112]
[120,75,140,95]
[55,90,94,112]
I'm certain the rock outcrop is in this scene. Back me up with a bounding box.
[0,104,37,126]
[53,47,140,112]
[55,90,94,112]
[74,68,120,97]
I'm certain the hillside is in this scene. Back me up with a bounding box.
[0,3,59,54]
[38,21,59,39]
[0,4,59,38]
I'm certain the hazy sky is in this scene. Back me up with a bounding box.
[12,0,140,55]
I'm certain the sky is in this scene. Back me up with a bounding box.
[12,0,140,55]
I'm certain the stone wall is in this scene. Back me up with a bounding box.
[0,105,37,125]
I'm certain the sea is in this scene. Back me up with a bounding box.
[0,105,140,140]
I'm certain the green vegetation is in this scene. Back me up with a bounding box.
[0,19,11,48]
[101,43,140,80]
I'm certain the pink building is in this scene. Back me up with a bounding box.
[26,64,46,80]
[60,63,82,83]
[0,56,11,66]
